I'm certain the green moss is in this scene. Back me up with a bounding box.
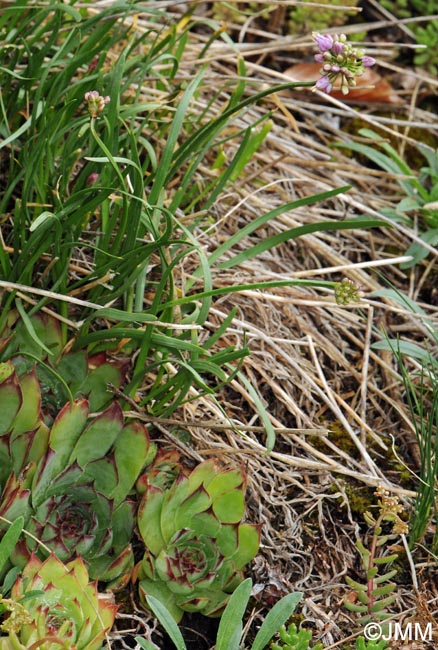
[312,419,359,458]
[312,420,414,492]
[380,0,411,18]
[380,0,438,74]
[413,20,438,76]
[212,2,275,25]
[288,0,364,40]
[211,0,366,42]
[321,422,415,519]
[331,480,376,516]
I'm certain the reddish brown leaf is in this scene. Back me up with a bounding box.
[284,62,403,105]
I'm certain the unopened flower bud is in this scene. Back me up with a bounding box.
[86,172,100,186]
[332,41,343,55]
[334,279,362,305]
[84,90,110,118]
[362,56,376,67]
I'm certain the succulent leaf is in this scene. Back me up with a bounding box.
[344,601,369,613]
[206,468,243,497]
[10,367,42,436]
[232,522,262,569]
[138,486,166,555]
[136,449,181,494]
[212,489,245,523]
[0,364,22,436]
[139,579,184,622]
[56,349,88,387]
[190,511,221,537]
[83,456,119,494]
[186,459,217,491]
[0,473,32,528]
[69,402,124,468]
[371,582,396,597]
[0,362,15,383]
[79,353,126,412]
[174,488,212,531]
[10,423,50,482]
[369,595,397,612]
[111,420,150,506]
[30,449,58,508]
[160,478,192,543]
[1,312,128,414]
[111,500,136,549]
[49,399,89,465]
[216,524,238,556]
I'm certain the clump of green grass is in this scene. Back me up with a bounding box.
[1,1,384,448]
[394,349,438,551]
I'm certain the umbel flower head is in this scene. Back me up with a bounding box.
[312,32,376,95]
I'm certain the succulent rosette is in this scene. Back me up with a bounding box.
[0,362,154,588]
[0,311,128,416]
[0,553,117,650]
[135,459,260,621]
[10,477,137,589]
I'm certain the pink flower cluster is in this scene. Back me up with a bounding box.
[84,90,110,118]
[312,32,376,95]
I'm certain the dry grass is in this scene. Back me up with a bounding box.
[110,9,438,649]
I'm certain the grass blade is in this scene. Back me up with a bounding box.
[215,578,252,650]
[206,186,351,270]
[0,516,24,574]
[145,595,186,650]
[219,218,385,269]
[251,591,304,650]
